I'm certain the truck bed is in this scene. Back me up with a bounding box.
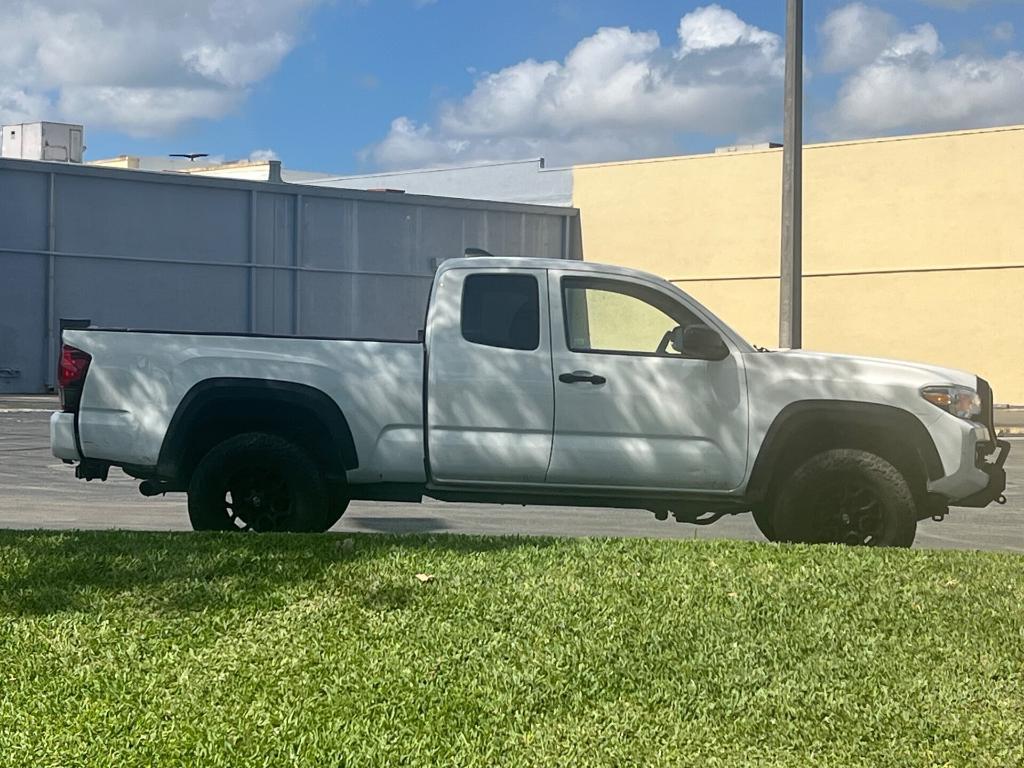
[61,329,427,484]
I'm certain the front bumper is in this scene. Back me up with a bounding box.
[925,376,1010,508]
[955,438,1010,508]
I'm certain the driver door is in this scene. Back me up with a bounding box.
[545,270,748,492]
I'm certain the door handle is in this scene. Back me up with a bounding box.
[559,370,606,385]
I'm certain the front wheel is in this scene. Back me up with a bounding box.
[187,432,331,532]
[772,448,917,548]
[750,504,775,541]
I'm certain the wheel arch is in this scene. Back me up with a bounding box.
[156,378,359,485]
[745,400,943,504]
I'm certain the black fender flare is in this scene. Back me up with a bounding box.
[745,400,944,501]
[156,378,358,482]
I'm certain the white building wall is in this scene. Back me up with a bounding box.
[308,158,573,207]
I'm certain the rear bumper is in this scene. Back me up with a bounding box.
[50,411,80,461]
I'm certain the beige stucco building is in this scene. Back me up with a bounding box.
[572,124,1024,404]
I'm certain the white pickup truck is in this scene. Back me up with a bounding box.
[51,256,1009,546]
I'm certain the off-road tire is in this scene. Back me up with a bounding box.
[772,448,917,547]
[750,504,776,541]
[323,496,351,531]
[187,432,331,533]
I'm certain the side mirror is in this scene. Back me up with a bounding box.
[672,324,729,361]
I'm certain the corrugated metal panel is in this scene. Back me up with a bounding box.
[0,157,580,393]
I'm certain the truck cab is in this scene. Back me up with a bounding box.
[425,259,750,494]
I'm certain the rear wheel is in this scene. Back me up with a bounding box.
[323,495,351,531]
[187,432,331,533]
[772,448,917,547]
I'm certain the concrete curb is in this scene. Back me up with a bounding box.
[0,395,59,413]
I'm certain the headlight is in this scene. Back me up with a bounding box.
[921,385,982,420]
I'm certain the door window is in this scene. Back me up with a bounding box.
[562,277,701,356]
[461,273,540,351]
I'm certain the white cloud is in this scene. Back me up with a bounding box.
[0,0,322,137]
[366,5,784,169]
[820,3,897,72]
[0,87,53,126]
[248,148,280,161]
[58,86,243,136]
[827,6,1024,137]
[677,4,778,55]
[885,24,943,58]
[184,34,294,89]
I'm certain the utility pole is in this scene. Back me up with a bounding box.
[779,0,803,348]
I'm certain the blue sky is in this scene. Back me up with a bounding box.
[3,0,1023,173]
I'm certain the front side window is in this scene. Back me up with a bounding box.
[562,277,702,356]
[461,273,540,351]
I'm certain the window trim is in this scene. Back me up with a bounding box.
[560,275,707,360]
[460,272,541,352]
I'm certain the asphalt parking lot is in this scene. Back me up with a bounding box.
[1,399,1021,552]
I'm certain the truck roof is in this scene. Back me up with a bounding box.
[440,255,756,353]
[437,256,666,284]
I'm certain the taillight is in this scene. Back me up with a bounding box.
[58,344,91,413]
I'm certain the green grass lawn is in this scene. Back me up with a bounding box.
[1,531,1022,767]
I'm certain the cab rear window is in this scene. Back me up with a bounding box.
[461,274,539,351]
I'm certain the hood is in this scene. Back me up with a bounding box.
[763,349,978,389]
[741,348,983,425]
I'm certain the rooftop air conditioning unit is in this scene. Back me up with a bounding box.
[1,122,84,163]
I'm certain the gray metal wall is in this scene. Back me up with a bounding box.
[0,158,580,393]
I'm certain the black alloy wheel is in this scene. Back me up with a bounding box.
[188,432,330,533]
[223,466,296,532]
[810,478,886,546]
